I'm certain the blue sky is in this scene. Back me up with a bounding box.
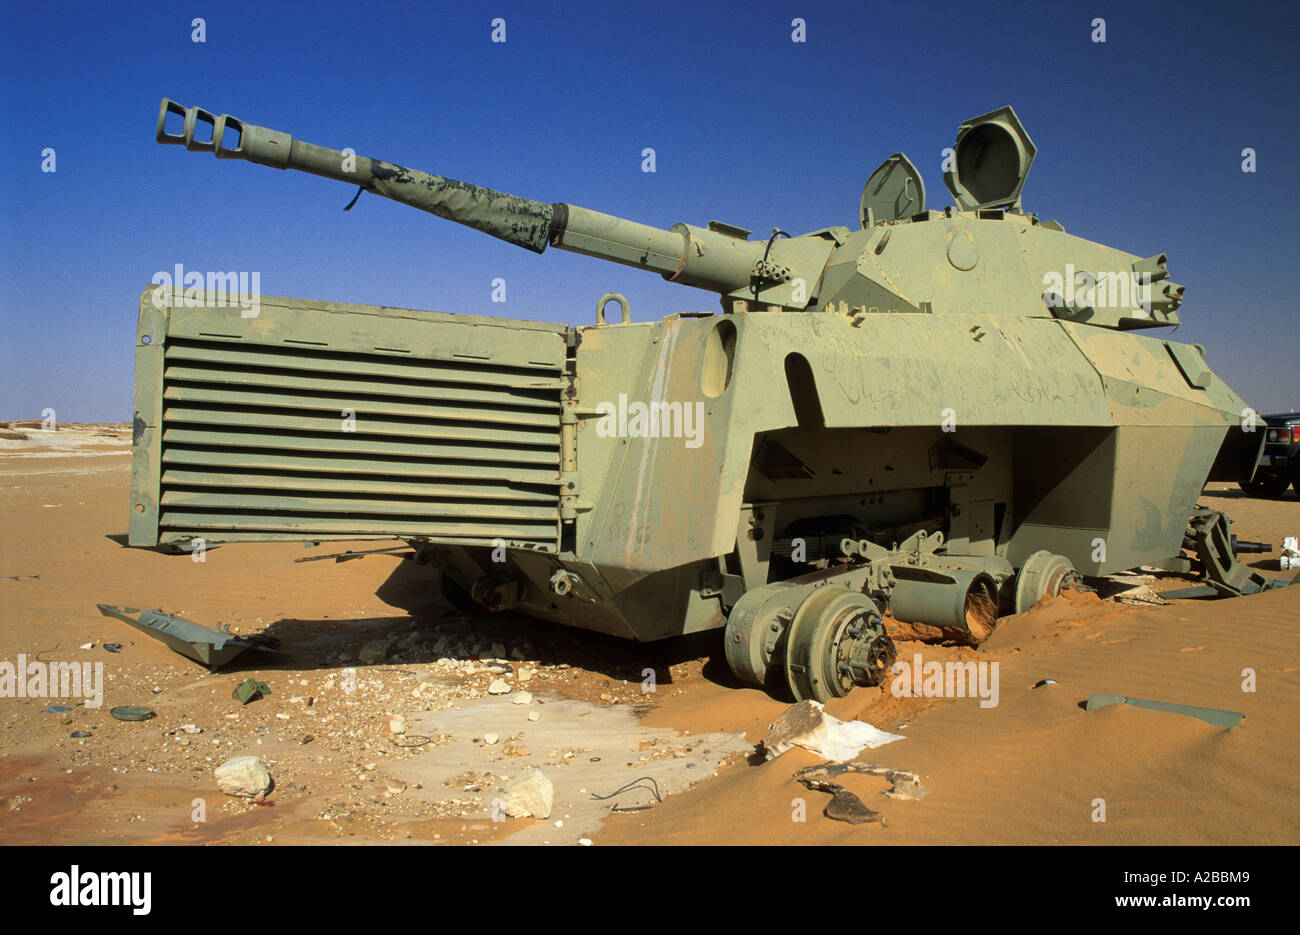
[2,0,1297,420]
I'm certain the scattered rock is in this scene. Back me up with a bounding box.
[389,715,407,735]
[178,724,202,735]
[527,711,540,722]
[518,668,534,683]
[215,755,272,799]
[503,767,554,819]
[483,733,500,745]
[487,679,511,695]
[512,691,533,705]
[357,637,396,666]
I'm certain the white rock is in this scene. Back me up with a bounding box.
[483,733,500,745]
[214,755,272,799]
[503,768,553,819]
[512,691,533,705]
[518,668,534,683]
[487,679,511,695]
[578,838,593,846]
[527,711,540,722]
[79,642,94,650]
[389,715,407,735]
[178,724,202,735]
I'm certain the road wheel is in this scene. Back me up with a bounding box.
[783,587,895,703]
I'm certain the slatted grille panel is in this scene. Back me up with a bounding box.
[155,337,564,547]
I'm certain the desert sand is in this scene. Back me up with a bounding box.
[1,424,1297,845]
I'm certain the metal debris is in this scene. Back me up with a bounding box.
[592,776,662,812]
[795,761,929,802]
[232,679,271,705]
[294,546,414,564]
[1084,692,1244,728]
[1281,536,1299,571]
[795,774,885,825]
[110,706,156,722]
[763,700,904,762]
[96,603,285,670]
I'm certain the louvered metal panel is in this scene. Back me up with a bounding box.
[130,293,568,550]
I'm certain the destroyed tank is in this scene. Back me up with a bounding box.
[131,99,1275,703]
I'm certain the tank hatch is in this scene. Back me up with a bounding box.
[860,153,926,226]
[943,106,1036,212]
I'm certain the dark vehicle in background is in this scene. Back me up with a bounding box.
[1241,412,1300,498]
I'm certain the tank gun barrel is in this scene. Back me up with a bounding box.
[156,99,773,295]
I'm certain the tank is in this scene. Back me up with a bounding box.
[130,98,1276,703]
